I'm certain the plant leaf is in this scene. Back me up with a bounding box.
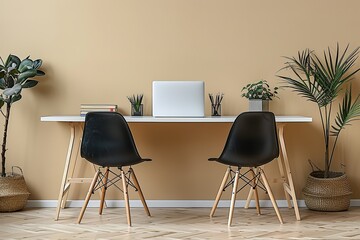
[33,59,42,69]
[22,80,38,88]
[6,75,14,88]
[11,94,22,104]
[5,55,21,68]
[18,69,37,83]
[331,87,360,136]
[18,59,34,72]
[0,78,5,89]
[36,70,45,76]
[3,83,22,96]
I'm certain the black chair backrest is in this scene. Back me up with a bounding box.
[81,112,142,167]
[219,112,279,167]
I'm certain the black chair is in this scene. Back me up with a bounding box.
[77,112,151,226]
[209,112,283,226]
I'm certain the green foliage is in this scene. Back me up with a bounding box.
[241,80,279,100]
[278,44,360,178]
[0,55,43,106]
[127,94,143,112]
[0,54,45,177]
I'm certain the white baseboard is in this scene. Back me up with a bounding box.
[26,199,360,208]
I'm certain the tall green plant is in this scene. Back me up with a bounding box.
[0,55,45,177]
[278,44,360,178]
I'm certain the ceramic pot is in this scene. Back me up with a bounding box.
[249,99,269,111]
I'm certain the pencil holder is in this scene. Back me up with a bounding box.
[211,104,221,116]
[209,93,223,117]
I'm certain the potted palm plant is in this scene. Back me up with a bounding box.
[279,44,360,211]
[0,54,45,211]
[241,80,279,111]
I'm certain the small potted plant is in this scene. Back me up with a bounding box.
[278,44,360,211]
[127,94,144,116]
[241,80,279,111]
[0,54,45,212]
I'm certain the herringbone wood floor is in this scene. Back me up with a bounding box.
[0,207,360,239]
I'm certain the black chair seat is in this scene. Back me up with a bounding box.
[81,112,149,167]
[209,112,279,168]
[209,156,274,168]
[84,152,151,167]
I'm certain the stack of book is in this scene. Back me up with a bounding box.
[80,104,118,116]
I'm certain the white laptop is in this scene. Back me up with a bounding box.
[152,81,205,117]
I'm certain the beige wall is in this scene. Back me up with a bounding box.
[1,0,360,201]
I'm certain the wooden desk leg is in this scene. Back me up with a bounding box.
[61,134,82,209]
[276,145,292,209]
[55,123,76,221]
[278,123,301,221]
[58,124,107,213]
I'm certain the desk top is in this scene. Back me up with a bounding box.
[40,115,312,123]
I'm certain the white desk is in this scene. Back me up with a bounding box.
[41,115,312,221]
[41,115,311,123]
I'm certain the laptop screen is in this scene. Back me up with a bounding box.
[152,81,205,117]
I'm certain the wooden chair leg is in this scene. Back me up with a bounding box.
[99,167,109,215]
[77,170,100,224]
[250,168,261,215]
[121,169,132,226]
[245,166,262,209]
[244,187,253,209]
[260,168,283,224]
[210,166,230,217]
[228,169,240,227]
[130,167,151,217]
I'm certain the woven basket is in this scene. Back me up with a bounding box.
[303,171,351,212]
[0,172,30,212]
